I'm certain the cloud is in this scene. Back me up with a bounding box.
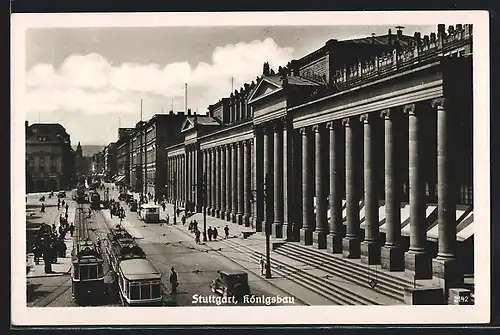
[25,37,294,115]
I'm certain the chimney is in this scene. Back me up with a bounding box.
[396,26,404,40]
[262,62,270,76]
[290,60,300,76]
[388,29,393,45]
[169,110,174,115]
[187,108,192,116]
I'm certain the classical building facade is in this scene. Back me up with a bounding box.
[26,122,75,192]
[165,25,474,291]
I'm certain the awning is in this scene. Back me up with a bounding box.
[115,175,125,183]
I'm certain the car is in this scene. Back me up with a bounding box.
[58,191,66,198]
[210,270,250,301]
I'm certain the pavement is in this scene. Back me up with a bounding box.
[26,197,76,279]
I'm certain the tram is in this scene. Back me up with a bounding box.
[71,238,105,305]
[74,185,88,204]
[105,225,163,306]
[90,191,101,210]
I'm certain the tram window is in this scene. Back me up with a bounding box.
[80,265,90,280]
[97,264,103,277]
[89,264,98,279]
[151,283,161,299]
[141,283,151,300]
[74,267,79,280]
[130,283,140,300]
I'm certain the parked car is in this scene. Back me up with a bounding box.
[210,270,250,301]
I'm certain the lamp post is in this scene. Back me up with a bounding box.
[192,174,208,242]
[250,173,271,279]
[166,171,177,225]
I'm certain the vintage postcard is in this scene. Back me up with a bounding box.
[11,11,490,326]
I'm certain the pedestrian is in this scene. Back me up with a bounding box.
[166,214,170,225]
[260,256,265,275]
[52,223,57,233]
[57,200,60,210]
[32,244,40,265]
[62,200,65,207]
[169,267,178,295]
[88,208,92,218]
[65,212,68,220]
[213,228,218,240]
[193,220,198,232]
[69,223,74,237]
[43,246,52,274]
[188,220,193,231]
[162,202,166,211]
[207,227,213,241]
[224,225,229,239]
[181,215,186,226]
[41,203,45,213]
[65,203,69,213]
[195,230,201,244]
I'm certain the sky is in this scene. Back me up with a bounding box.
[25,24,436,145]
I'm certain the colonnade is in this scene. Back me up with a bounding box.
[166,97,463,281]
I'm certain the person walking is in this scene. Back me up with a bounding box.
[169,267,178,295]
[195,229,201,244]
[212,228,218,240]
[41,203,45,213]
[65,203,69,214]
[260,256,265,275]
[69,223,75,237]
[224,225,229,239]
[181,215,186,226]
[207,227,213,241]
[166,214,170,225]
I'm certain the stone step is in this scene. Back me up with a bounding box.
[222,238,401,305]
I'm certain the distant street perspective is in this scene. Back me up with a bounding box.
[25,23,475,308]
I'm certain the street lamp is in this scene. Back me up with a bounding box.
[166,172,177,225]
[249,173,271,279]
[192,174,208,242]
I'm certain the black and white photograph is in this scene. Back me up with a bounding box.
[11,11,490,325]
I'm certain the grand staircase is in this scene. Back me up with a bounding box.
[220,237,408,305]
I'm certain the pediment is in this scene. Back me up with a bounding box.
[248,78,283,104]
[180,118,195,133]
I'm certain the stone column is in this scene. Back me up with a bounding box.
[194,145,199,212]
[211,148,216,216]
[231,143,238,223]
[186,147,191,205]
[327,121,344,253]
[243,139,251,227]
[203,150,208,212]
[263,124,273,227]
[313,123,328,249]
[360,113,381,265]
[380,109,404,271]
[216,147,221,218]
[206,150,212,213]
[342,118,361,258]
[283,122,290,240]
[225,144,232,221]
[237,141,244,225]
[404,103,432,279]
[300,127,313,245]
[254,127,263,232]
[221,145,227,218]
[432,97,463,289]
[273,121,284,238]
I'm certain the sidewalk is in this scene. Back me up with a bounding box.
[26,204,76,279]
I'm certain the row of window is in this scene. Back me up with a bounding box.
[73,263,104,280]
[120,278,161,301]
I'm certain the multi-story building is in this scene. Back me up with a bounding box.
[165,25,474,301]
[91,151,105,176]
[126,113,186,198]
[115,136,130,186]
[103,142,117,181]
[25,122,75,192]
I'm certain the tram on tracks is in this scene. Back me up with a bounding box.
[71,238,105,305]
[105,225,163,306]
[74,185,88,204]
[90,191,101,210]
